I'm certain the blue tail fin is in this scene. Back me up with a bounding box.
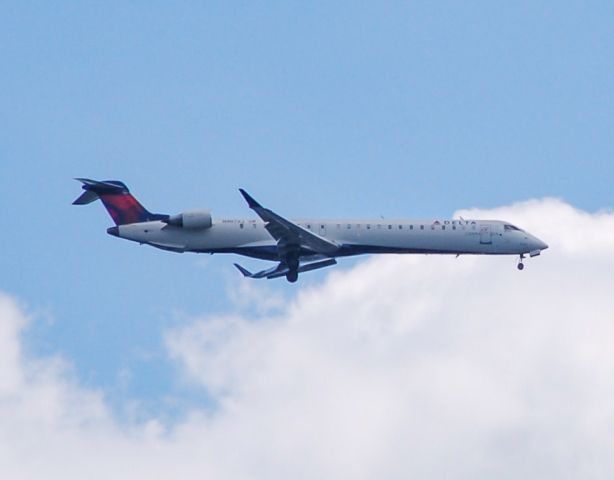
[73,178,167,226]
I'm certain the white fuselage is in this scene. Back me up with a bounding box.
[113,217,548,261]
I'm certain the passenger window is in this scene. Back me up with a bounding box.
[388,225,392,230]
[366,224,371,230]
[420,225,424,230]
[240,223,244,229]
[398,225,403,230]
[410,225,413,230]
[452,226,456,230]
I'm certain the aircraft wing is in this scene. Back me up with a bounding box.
[234,258,337,280]
[239,189,340,255]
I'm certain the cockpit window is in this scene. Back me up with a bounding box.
[504,224,522,231]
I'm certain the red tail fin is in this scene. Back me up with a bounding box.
[73,179,167,225]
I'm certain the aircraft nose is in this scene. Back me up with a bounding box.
[534,237,548,250]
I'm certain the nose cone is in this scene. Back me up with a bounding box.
[106,226,119,237]
[532,236,548,250]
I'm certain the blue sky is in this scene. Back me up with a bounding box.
[1,1,612,418]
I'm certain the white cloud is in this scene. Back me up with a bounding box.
[2,198,614,479]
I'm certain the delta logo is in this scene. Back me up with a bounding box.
[432,220,477,225]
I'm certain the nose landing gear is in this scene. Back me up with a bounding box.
[517,254,525,271]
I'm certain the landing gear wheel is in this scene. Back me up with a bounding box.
[284,251,299,283]
[517,254,525,271]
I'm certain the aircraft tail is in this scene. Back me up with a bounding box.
[73,178,167,226]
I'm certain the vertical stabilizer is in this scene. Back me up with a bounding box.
[73,178,167,225]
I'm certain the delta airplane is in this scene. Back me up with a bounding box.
[73,179,548,283]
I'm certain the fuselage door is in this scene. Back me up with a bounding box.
[479,224,492,244]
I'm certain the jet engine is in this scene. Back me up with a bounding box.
[164,210,213,229]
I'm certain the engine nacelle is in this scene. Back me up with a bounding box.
[164,209,212,229]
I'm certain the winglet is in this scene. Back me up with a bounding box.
[238,189,262,209]
[233,263,253,277]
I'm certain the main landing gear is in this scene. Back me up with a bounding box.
[517,254,525,271]
[285,253,299,283]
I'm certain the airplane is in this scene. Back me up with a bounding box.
[73,178,548,283]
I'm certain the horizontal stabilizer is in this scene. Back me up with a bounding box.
[74,178,129,195]
[72,190,100,205]
[72,178,129,207]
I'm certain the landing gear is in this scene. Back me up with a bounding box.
[285,252,299,283]
[517,254,525,271]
